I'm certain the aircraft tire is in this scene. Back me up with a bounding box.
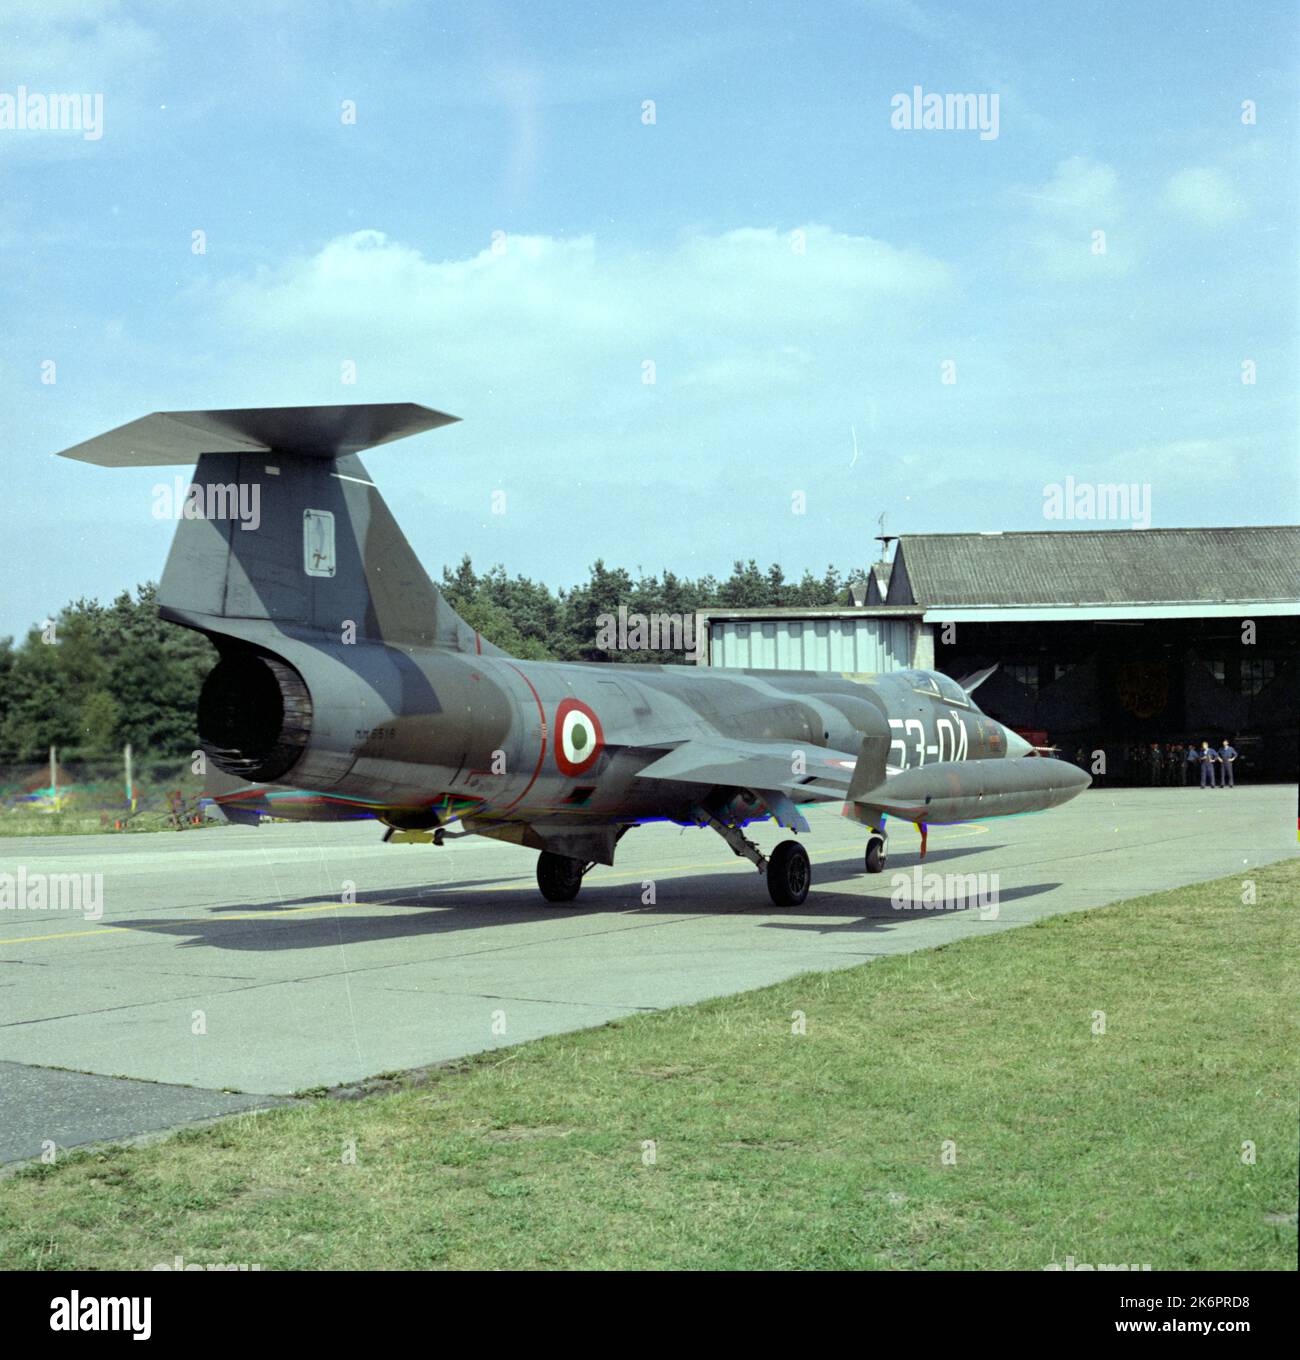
[864,836,885,873]
[767,840,811,907]
[537,851,584,904]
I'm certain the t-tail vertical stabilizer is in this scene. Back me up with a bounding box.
[55,403,501,656]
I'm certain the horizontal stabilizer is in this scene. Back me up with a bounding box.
[54,402,458,467]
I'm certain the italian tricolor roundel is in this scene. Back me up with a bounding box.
[554,698,604,776]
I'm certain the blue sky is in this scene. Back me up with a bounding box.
[3,0,1297,639]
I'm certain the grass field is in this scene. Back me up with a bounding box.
[1,859,1296,1270]
[0,809,213,836]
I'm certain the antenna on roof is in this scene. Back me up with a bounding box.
[874,512,898,557]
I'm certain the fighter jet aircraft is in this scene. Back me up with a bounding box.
[58,403,1089,907]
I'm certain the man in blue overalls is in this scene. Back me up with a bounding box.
[1183,744,1197,786]
[1198,740,1218,788]
[1219,739,1238,788]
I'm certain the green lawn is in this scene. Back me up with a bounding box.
[2,860,1296,1270]
[0,809,211,836]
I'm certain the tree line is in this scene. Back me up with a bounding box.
[0,558,860,761]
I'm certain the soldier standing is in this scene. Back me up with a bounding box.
[1198,740,1217,788]
[1219,739,1238,788]
[1182,743,1195,786]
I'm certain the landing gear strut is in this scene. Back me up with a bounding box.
[536,851,588,904]
[700,811,812,907]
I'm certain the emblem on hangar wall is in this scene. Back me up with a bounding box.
[1116,661,1169,720]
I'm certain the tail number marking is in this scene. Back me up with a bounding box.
[891,714,969,769]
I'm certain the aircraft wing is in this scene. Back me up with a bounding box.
[633,737,865,803]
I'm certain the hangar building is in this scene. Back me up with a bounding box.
[698,526,1299,783]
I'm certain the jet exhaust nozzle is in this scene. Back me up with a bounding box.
[197,650,312,782]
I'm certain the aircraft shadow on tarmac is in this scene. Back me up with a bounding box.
[104,844,1059,953]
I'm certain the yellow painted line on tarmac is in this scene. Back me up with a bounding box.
[0,924,128,946]
[0,897,374,946]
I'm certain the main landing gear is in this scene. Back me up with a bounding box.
[536,851,590,904]
[701,811,811,907]
[766,839,811,907]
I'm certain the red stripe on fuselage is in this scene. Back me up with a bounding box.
[492,662,547,816]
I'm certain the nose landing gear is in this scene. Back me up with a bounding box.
[864,827,887,873]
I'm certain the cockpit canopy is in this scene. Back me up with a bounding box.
[899,669,971,707]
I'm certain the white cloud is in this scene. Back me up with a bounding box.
[1,1,158,84]
[1163,166,1246,227]
[1021,156,1121,218]
[1012,156,1133,278]
[0,0,160,160]
[208,224,953,390]
[172,224,955,588]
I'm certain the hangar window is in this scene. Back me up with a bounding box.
[1241,659,1275,696]
[1007,664,1039,692]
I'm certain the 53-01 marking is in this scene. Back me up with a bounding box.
[889,713,969,769]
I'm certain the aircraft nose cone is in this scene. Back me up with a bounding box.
[1064,760,1093,791]
[1041,753,1092,795]
[999,724,1092,793]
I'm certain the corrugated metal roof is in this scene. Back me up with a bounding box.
[865,560,891,604]
[888,527,1300,607]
